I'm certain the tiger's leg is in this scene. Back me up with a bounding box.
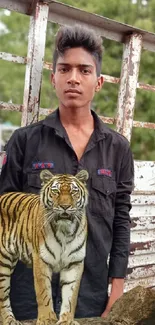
[57,262,84,325]
[33,254,58,325]
[0,252,20,325]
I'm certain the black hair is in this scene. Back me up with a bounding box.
[53,24,103,76]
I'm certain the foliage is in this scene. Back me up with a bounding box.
[0,0,155,160]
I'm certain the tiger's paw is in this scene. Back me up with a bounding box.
[3,316,22,325]
[56,313,79,325]
[56,321,79,325]
[36,311,58,325]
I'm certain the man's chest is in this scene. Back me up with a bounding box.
[64,127,94,161]
[23,138,117,197]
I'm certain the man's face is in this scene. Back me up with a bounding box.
[51,47,103,109]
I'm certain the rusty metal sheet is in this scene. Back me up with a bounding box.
[129,252,155,268]
[130,198,155,219]
[131,215,155,231]
[22,1,49,126]
[130,240,155,255]
[127,264,155,281]
[134,161,155,192]
[125,276,155,291]
[116,33,143,141]
[124,161,155,291]
[131,229,155,243]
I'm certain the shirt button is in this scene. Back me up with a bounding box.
[106,189,110,194]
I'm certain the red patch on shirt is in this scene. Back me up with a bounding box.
[97,168,112,177]
[2,153,7,166]
[32,162,54,170]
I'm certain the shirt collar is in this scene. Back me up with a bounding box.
[43,108,108,139]
[43,108,65,138]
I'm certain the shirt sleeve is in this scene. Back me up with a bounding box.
[0,129,25,194]
[108,142,134,278]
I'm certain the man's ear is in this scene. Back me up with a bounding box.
[51,73,55,88]
[95,75,104,92]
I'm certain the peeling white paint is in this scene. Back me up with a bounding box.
[22,2,49,126]
[116,34,143,141]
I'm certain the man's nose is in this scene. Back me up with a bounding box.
[67,68,80,84]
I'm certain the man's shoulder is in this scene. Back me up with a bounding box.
[7,120,45,148]
[93,111,130,149]
[15,119,44,134]
[98,118,130,150]
[14,110,58,137]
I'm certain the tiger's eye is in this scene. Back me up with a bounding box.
[52,188,59,194]
[72,189,79,195]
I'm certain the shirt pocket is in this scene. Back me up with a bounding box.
[26,172,41,194]
[88,175,117,219]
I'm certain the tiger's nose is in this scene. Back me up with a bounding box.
[59,204,70,210]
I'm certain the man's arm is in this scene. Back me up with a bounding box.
[101,278,124,317]
[0,129,24,194]
[102,143,134,317]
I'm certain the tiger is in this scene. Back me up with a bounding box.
[0,169,89,325]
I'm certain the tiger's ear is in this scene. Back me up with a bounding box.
[76,170,89,184]
[40,169,54,186]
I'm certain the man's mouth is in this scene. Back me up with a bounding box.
[65,89,81,94]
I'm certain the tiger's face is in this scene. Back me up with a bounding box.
[40,170,89,222]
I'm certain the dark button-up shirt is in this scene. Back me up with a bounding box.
[0,109,134,320]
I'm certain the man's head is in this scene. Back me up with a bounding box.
[53,24,103,77]
[51,24,104,110]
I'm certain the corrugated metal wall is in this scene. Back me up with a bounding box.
[126,161,155,290]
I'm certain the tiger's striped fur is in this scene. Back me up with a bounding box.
[0,169,89,325]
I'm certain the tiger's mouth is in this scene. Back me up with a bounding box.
[55,213,73,222]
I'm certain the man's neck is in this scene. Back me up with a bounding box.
[59,106,94,130]
[58,105,94,160]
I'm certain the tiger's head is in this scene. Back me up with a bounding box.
[40,170,89,224]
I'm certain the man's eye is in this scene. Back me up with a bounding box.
[59,67,68,73]
[81,69,91,74]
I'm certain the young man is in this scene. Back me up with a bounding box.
[0,25,134,320]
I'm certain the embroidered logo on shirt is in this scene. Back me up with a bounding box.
[32,162,54,170]
[97,169,112,177]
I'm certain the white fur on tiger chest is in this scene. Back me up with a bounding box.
[40,228,86,273]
